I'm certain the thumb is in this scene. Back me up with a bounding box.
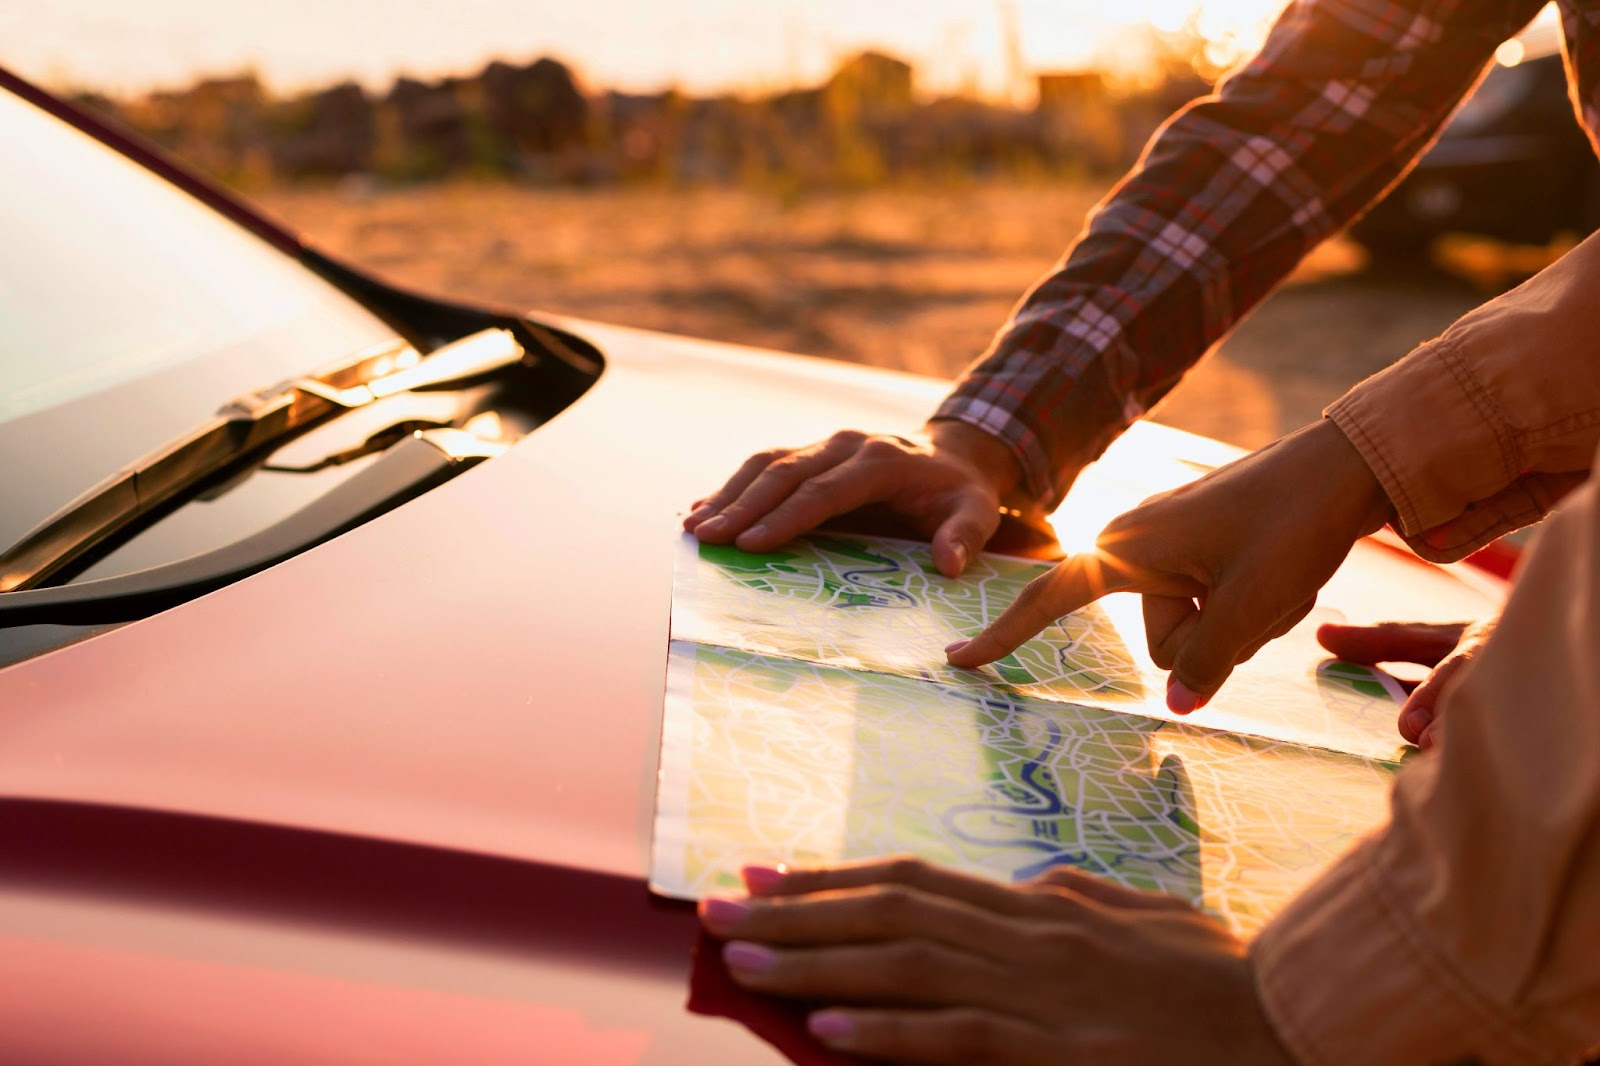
[931,494,1001,577]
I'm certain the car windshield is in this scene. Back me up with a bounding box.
[0,87,414,582]
[0,89,395,428]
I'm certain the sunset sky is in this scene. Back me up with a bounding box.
[5,0,1291,99]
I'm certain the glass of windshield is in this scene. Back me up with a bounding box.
[0,88,409,574]
[0,89,396,427]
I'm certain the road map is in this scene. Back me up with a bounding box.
[654,533,1410,934]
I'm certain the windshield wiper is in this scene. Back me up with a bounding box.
[0,328,525,593]
[0,427,504,628]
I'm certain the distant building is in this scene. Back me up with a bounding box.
[480,58,591,177]
[267,82,375,177]
[1035,71,1123,171]
[825,52,915,117]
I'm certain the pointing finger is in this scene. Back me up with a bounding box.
[948,552,1132,668]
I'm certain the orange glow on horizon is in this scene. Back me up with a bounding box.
[9,0,1558,103]
[12,0,1293,101]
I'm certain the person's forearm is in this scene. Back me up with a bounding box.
[1252,452,1600,1062]
[939,0,1540,510]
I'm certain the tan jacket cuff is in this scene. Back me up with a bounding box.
[1325,336,1516,541]
[1251,838,1565,1065]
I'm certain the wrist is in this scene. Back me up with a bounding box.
[926,419,1024,501]
[1308,418,1395,535]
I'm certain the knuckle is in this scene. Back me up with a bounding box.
[787,474,841,502]
[862,884,920,928]
[1028,924,1095,968]
[884,940,940,986]
[749,447,790,467]
[1033,865,1093,892]
[882,855,931,884]
[828,429,868,448]
[857,436,910,462]
[765,453,816,481]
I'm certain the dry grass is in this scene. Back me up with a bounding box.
[255,179,1548,450]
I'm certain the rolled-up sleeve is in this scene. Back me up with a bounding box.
[1326,229,1600,562]
[1251,449,1600,1063]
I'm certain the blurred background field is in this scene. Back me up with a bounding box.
[252,178,1549,449]
[23,1,1577,449]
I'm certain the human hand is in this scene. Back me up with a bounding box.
[698,856,1293,1066]
[685,421,1030,578]
[947,420,1395,712]
[1316,619,1494,750]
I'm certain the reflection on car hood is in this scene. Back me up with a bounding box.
[0,320,958,875]
[0,315,1503,874]
[0,318,1503,1063]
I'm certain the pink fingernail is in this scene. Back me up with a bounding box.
[698,896,750,928]
[696,515,727,536]
[808,1010,856,1043]
[951,543,968,570]
[945,639,970,654]
[741,863,787,894]
[724,941,777,974]
[743,524,768,542]
[1167,676,1206,714]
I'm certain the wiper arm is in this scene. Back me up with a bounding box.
[0,328,525,593]
[0,427,504,628]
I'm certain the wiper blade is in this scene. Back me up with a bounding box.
[0,328,524,593]
[0,427,504,628]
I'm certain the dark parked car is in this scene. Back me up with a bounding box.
[1351,24,1600,255]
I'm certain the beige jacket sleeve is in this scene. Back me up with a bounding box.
[1250,448,1600,1064]
[1326,230,1600,563]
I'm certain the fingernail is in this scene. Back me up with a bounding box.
[685,505,714,526]
[741,863,788,894]
[951,542,968,570]
[698,896,750,929]
[724,941,777,975]
[1167,676,1206,714]
[945,639,970,655]
[743,524,768,542]
[808,1010,855,1043]
[1401,707,1432,741]
[1419,720,1438,751]
[697,515,726,536]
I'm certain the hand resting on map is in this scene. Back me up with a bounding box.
[1316,618,1495,750]
[698,856,1294,1066]
[947,419,1395,714]
[685,422,1034,579]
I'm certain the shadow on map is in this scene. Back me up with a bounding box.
[913,696,1204,901]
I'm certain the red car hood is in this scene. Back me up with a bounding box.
[0,318,1502,1064]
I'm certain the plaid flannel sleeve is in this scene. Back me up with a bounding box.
[935,0,1548,509]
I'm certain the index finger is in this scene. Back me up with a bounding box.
[947,551,1135,668]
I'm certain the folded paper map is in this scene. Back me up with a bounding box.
[653,532,1409,934]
